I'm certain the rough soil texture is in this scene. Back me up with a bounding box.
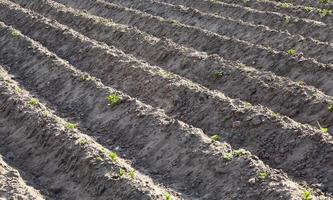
[0,0,333,199]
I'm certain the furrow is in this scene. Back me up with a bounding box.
[3,0,333,129]
[2,1,333,195]
[159,0,333,43]
[20,0,333,99]
[217,0,333,25]
[0,20,314,200]
[0,154,46,199]
[110,0,333,65]
[0,68,174,200]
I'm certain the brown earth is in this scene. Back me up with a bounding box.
[0,0,332,199]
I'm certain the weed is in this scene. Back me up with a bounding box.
[328,104,333,112]
[129,170,136,179]
[233,149,250,157]
[96,156,103,162]
[65,123,77,130]
[165,193,172,200]
[107,93,122,107]
[258,171,268,181]
[278,3,292,8]
[212,71,223,79]
[108,151,118,162]
[223,153,233,162]
[79,139,88,145]
[318,9,332,17]
[317,121,329,134]
[28,98,39,107]
[303,6,314,13]
[303,190,311,200]
[319,0,332,3]
[119,168,126,177]
[10,30,20,37]
[211,134,221,141]
[287,49,297,56]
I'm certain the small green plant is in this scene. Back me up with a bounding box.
[169,19,180,26]
[211,134,221,141]
[223,153,233,162]
[318,9,332,17]
[212,71,223,79]
[99,148,106,153]
[119,168,126,177]
[258,171,269,181]
[303,6,314,13]
[65,122,77,130]
[278,2,292,8]
[328,104,333,112]
[10,30,20,37]
[284,15,291,24]
[96,156,103,162]
[28,98,39,107]
[107,93,122,107]
[129,170,136,179]
[79,139,88,145]
[108,151,118,162]
[165,193,172,200]
[41,111,49,118]
[233,149,250,157]
[317,121,329,134]
[319,0,332,4]
[287,49,297,56]
[303,190,311,200]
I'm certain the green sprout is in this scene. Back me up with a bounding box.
[317,121,329,134]
[212,71,223,79]
[223,153,233,162]
[319,0,332,4]
[287,49,297,56]
[119,168,126,177]
[129,170,136,179]
[79,139,88,146]
[108,151,118,162]
[318,9,332,17]
[96,156,103,162]
[278,3,292,8]
[165,193,172,200]
[28,98,39,107]
[303,6,314,13]
[233,149,250,157]
[107,93,122,107]
[65,122,77,130]
[328,104,333,112]
[303,190,311,200]
[10,30,20,37]
[211,134,221,141]
[258,171,269,181]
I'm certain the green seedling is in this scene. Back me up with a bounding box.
[96,156,103,162]
[99,148,106,153]
[165,193,172,200]
[303,6,314,13]
[212,71,223,79]
[65,122,77,130]
[279,2,292,8]
[303,190,311,200]
[107,93,122,107]
[10,30,20,37]
[258,171,269,181]
[42,111,49,118]
[328,104,333,112]
[318,9,332,17]
[287,49,297,56]
[129,170,136,179]
[233,149,250,157]
[284,15,291,24]
[223,153,233,162]
[108,151,118,162]
[317,121,329,134]
[28,98,39,107]
[119,168,126,177]
[169,20,180,25]
[319,0,332,4]
[79,139,88,146]
[211,134,221,141]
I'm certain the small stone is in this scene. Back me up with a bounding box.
[232,121,241,128]
[248,177,256,184]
